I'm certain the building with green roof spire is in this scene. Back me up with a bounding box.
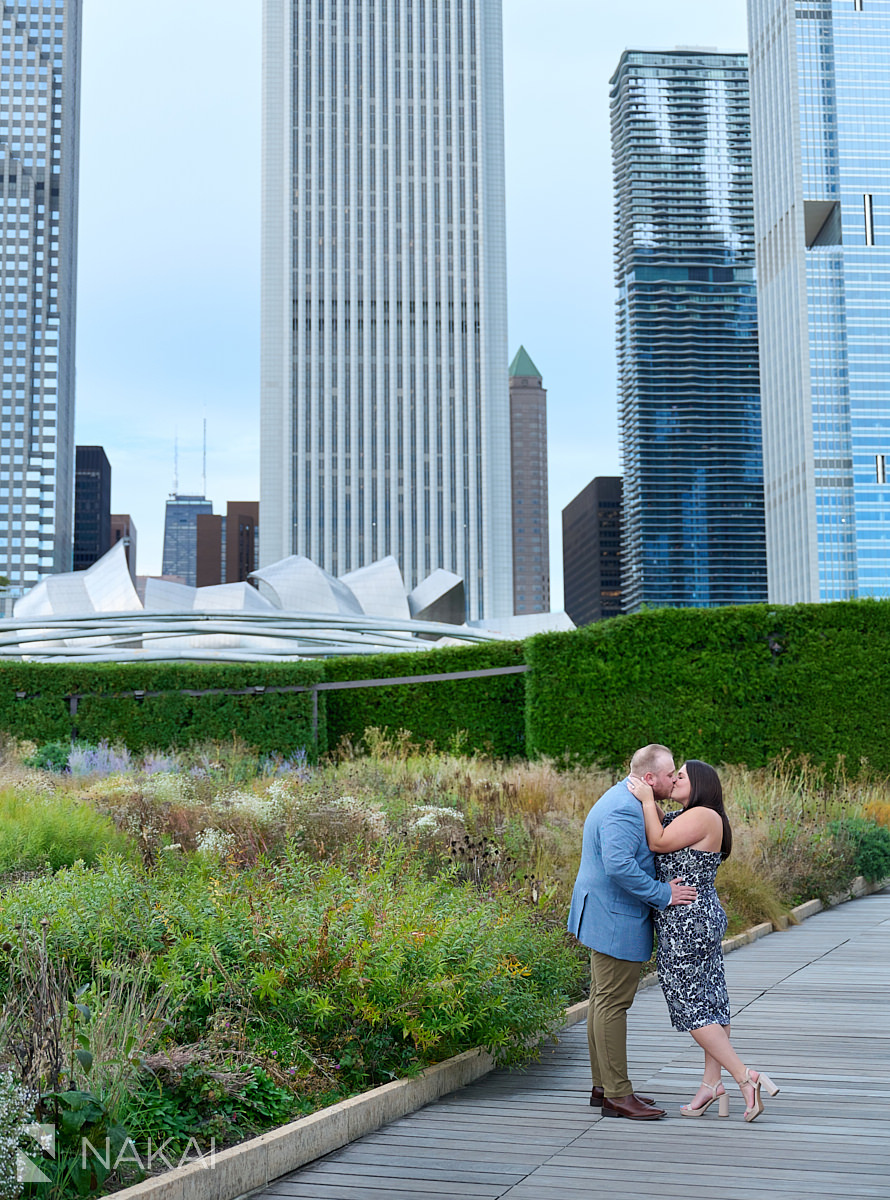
[509,346,542,380]
[509,348,550,615]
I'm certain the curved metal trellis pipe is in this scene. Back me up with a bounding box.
[0,609,507,662]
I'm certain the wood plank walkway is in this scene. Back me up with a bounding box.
[255,891,890,1200]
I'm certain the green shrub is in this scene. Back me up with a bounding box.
[6,595,890,773]
[525,598,890,773]
[23,740,70,772]
[714,857,788,935]
[33,1089,130,1199]
[324,640,527,757]
[0,791,130,875]
[122,1065,306,1148]
[766,821,855,905]
[525,606,777,770]
[0,849,582,1085]
[0,662,325,756]
[829,818,890,883]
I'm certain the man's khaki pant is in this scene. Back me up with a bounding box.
[587,950,643,1098]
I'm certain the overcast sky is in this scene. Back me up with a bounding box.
[75,0,749,596]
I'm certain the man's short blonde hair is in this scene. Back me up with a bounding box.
[630,743,674,777]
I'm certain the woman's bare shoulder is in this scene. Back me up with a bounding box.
[672,806,723,830]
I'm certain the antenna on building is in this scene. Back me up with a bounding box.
[202,415,207,498]
[173,432,179,496]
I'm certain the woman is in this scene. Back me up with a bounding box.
[628,760,779,1122]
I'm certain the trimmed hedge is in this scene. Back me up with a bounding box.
[324,640,527,756]
[5,596,890,769]
[525,598,890,773]
[764,600,890,769]
[0,662,325,756]
[0,642,525,758]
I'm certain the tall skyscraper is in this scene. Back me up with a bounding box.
[161,495,212,588]
[509,346,549,614]
[0,0,82,594]
[261,0,512,619]
[73,445,110,570]
[562,476,622,626]
[748,0,890,603]
[612,49,767,612]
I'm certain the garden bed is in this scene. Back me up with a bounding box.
[0,731,888,1198]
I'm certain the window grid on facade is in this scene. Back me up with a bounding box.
[73,445,110,571]
[162,495,213,588]
[611,49,767,613]
[0,0,81,593]
[509,346,549,615]
[562,477,623,626]
[260,0,512,619]
[749,0,890,602]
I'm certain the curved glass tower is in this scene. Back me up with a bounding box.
[612,49,767,612]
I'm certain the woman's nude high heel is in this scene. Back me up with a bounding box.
[736,1069,780,1122]
[680,1081,730,1118]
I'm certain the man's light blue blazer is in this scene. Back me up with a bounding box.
[567,779,673,962]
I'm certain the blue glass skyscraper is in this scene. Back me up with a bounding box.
[749,0,890,603]
[162,495,212,588]
[612,49,767,612]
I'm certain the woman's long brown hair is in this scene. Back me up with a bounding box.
[685,759,732,859]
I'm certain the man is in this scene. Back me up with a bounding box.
[567,743,697,1120]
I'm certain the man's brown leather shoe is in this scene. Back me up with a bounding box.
[602,1093,666,1120]
[591,1086,656,1108]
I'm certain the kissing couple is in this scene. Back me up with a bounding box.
[568,743,780,1122]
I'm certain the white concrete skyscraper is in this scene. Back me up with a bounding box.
[261,0,512,620]
[0,0,81,597]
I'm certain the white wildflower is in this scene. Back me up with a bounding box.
[361,806,388,836]
[313,796,388,836]
[16,777,56,797]
[329,795,359,810]
[195,828,236,858]
[213,789,282,822]
[410,813,438,831]
[266,779,292,805]
[408,805,465,833]
[144,772,195,805]
[0,1069,37,1199]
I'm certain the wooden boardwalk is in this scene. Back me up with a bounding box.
[256,891,890,1200]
